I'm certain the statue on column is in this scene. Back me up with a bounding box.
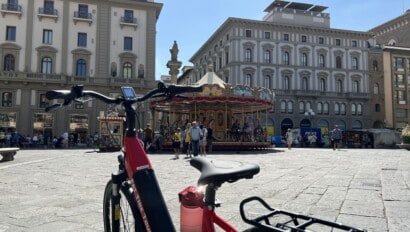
[170,40,179,61]
[166,40,182,83]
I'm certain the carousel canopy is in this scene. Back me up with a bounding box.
[150,67,275,114]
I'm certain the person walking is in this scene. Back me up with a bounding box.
[143,124,153,152]
[184,123,192,158]
[199,125,208,156]
[206,125,213,153]
[171,128,182,159]
[189,121,202,157]
[330,125,342,150]
[285,128,293,150]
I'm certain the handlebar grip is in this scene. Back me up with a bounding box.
[45,90,71,100]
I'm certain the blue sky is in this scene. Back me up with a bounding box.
[155,0,409,79]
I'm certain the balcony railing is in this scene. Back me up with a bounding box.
[275,89,371,100]
[1,3,22,18]
[120,16,138,30]
[37,7,58,22]
[73,11,93,25]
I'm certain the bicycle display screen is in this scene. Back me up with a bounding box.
[121,87,137,100]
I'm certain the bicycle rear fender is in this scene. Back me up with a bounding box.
[133,168,176,232]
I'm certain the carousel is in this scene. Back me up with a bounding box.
[150,66,275,151]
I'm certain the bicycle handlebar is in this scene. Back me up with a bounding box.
[45,82,203,112]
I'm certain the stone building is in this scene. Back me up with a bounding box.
[0,0,162,143]
[189,0,374,135]
[370,10,410,130]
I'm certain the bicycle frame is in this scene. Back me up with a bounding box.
[202,207,237,232]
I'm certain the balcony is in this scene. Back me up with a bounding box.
[37,7,58,22]
[120,16,138,30]
[73,11,93,25]
[0,3,22,18]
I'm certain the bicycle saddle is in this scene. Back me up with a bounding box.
[190,157,260,186]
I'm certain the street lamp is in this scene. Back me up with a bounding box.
[304,109,315,130]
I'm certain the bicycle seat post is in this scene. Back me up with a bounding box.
[204,183,219,210]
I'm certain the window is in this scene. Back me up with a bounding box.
[3,54,15,71]
[374,83,379,94]
[124,10,134,23]
[43,0,54,14]
[41,57,52,74]
[323,102,329,114]
[375,104,380,112]
[351,104,357,115]
[302,77,308,90]
[245,48,252,62]
[320,78,326,92]
[352,57,359,70]
[78,33,87,47]
[373,60,378,71]
[245,74,252,87]
[76,59,86,77]
[2,92,12,107]
[336,39,341,46]
[78,4,89,18]
[280,101,286,113]
[287,101,293,114]
[306,102,311,111]
[6,0,18,10]
[6,26,16,41]
[337,79,343,93]
[353,80,360,93]
[264,31,270,39]
[336,56,342,69]
[301,35,307,42]
[394,57,404,71]
[124,37,133,50]
[245,29,251,38]
[335,103,340,115]
[283,33,289,41]
[43,29,53,44]
[123,62,132,79]
[39,94,49,108]
[264,50,271,63]
[283,52,289,65]
[357,104,362,115]
[341,103,346,115]
[319,54,325,67]
[317,102,322,114]
[225,51,229,65]
[284,76,290,90]
[352,40,357,47]
[398,90,406,104]
[299,102,305,114]
[319,37,324,44]
[301,53,308,66]
[264,75,271,89]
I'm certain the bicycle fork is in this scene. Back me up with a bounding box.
[111,169,127,232]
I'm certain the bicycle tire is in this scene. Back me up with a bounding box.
[103,180,147,232]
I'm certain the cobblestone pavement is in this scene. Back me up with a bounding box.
[0,147,409,232]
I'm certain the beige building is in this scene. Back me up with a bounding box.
[0,0,162,143]
[370,10,410,129]
[189,1,374,136]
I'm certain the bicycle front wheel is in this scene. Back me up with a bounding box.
[103,180,146,232]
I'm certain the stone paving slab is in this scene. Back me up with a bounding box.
[0,148,409,231]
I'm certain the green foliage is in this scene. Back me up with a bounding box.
[401,126,410,144]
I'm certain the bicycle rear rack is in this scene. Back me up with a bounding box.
[240,196,367,232]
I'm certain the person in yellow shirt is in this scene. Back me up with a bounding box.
[172,128,182,159]
[184,123,192,158]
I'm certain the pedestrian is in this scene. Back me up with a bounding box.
[285,128,293,150]
[171,128,182,159]
[199,125,208,156]
[143,124,153,151]
[206,124,213,153]
[189,121,202,157]
[184,123,192,158]
[330,125,342,150]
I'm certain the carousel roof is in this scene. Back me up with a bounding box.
[150,67,275,114]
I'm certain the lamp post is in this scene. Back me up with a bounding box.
[304,109,315,131]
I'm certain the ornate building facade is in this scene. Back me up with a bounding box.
[0,0,162,142]
[189,1,374,135]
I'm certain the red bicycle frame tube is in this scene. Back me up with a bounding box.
[202,207,237,232]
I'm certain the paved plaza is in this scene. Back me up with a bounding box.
[0,147,409,231]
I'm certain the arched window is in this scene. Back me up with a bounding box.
[336,56,342,69]
[351,103,357,115]
[320,78,326,92]
[41,57,52,74]
[2,92,12,107]
[283,52,289,65]
[337,79,343,93]
[299,101,305,114]
[264,75,271,89]
[284,76,290,89]
[4,54,15,71]
[357,104,362,115]
[264,50,271,63]
[335,103,340,115]
[317,102,323,114]
[353,80,360,93]
[352,57,359,70]
[123,62,132,79]
[323,102,329,114]
[245,48,252,62]
[319,54,325,67]
[301,53,308,66]
[280,101,286,113]
[341,103,346,115]
[302,77,308,90]
[287,101,293,113]
[76,59,87,77]
[306,102,311,111]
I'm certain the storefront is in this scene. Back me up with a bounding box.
[69,114,89,144]
[0,112,17,132]
[33,113,54,143]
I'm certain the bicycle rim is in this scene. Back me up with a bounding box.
[103,180,146,232]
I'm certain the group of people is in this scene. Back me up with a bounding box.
[170,121,212,159]
[230,119,267,142]
[284,125,343,150]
